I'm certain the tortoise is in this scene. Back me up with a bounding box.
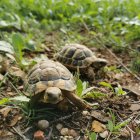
[25,59,88,110]
[55,43,108,80]
[0,41,15,74]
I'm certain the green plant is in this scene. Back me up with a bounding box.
[131,56,140,73]
[107,110,129,133]
[99,81,114,92]
[74,71,88,97]
[12,33,25,68]
[99,81,126,96]
[89,132,97,140]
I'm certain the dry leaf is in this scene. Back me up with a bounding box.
[8,114,22,126]
[0,130,13,137]
[91,120,106,133]
[91,110,110,123]
[7,92,17,96]
[0,107,12,117]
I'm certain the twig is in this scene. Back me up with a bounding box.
[111,134,122,140]
[130,101,140,104]
[50,111,80,124]
[12,127,29,140]
[133,114,140,122]
[7,73,22,95]
[0,72,8,87]
[106,132,111,140]
[94,36,140,81]
[45,127,53,140]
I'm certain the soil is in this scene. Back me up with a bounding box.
[0,40,140,140]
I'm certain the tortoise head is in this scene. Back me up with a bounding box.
[91,58,108,69]
[84,56,108,69]
[44,87,63,104]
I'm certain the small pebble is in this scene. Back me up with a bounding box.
[37,120,49,130]
[99,130,109,138]
[34,130,44,140]
[56,123,63,131]
[82,110,90,116]
[60,128,69,136]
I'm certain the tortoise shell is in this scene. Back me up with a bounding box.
[55,44,99,69]
[26,60,76,95]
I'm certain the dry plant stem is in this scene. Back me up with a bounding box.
[12,127,28,140]
[63,91,91,110]
[94,36,140,81]
[111,134,122,140]
[130,131,134,140]
[45,127,53,140]
[106,132,111,140]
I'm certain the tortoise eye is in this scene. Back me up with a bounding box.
[47,92,52,97]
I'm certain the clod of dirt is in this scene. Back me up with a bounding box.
[37,120,49,131]
[60,128,69,136]
[56,123,63,131]
[34,130,45,140]
[68,129,78,137]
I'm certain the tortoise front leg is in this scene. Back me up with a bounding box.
[62,90,91,110]
[87,67,95,81]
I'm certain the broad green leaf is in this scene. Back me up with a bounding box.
[115,85,127,95]
[107,120,114,132]
[0,98,10,105]
[99,82,114,91]
[10,96,30,102]
[82,81,88,91]
[76,79,83,97]
[12,33,24,62]
[89,132,96,140]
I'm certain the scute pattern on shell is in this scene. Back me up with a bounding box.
[26,60,76,95]
[55,44,95,68]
